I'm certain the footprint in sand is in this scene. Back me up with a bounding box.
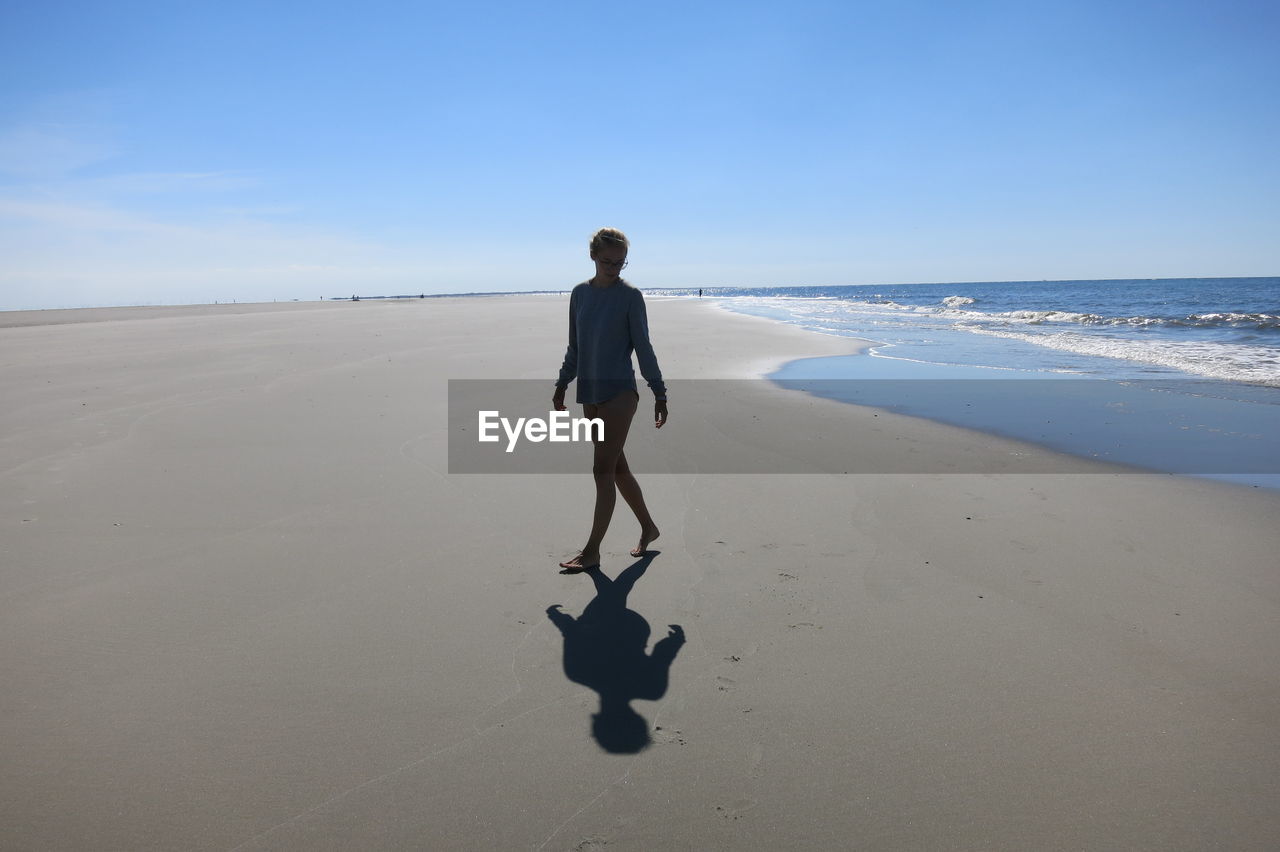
[745,743,765,778]
[714,798,759,821]
[653,725,688,746]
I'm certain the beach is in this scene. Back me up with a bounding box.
[3,296,1279,850]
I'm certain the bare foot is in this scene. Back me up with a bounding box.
[630,525,660,557]
[558,550,600,573]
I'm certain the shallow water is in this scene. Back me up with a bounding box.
[658,277,1280,490]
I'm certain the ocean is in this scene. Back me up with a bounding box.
[651,277,1280,488]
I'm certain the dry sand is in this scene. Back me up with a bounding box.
[2,296,1278,850]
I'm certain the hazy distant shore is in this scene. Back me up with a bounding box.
[0,293,566,327]
[0,299,343,328]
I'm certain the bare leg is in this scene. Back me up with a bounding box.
[559,392,637,570]
[614,451,660,556]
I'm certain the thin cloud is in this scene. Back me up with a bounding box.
[0,198,173,233]
[0,195,433,308]
[0,122,116,179]
[75,171,261,195]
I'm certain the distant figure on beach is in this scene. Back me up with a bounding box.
[698,288,702,297]
[554,227,667,572]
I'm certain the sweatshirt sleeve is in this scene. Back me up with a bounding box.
[555,287,578,389]
[629,289,667,400]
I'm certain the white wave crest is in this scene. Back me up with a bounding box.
[994,309,1102,324]
[1184,312,1280,330]
[965,327,1280,387]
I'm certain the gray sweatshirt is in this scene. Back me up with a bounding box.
[556,280,667,405]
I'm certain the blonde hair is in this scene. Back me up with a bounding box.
[589,227,629,254]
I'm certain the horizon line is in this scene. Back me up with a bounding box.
[4,274,1277,314]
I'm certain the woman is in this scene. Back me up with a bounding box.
[554,228,668,572]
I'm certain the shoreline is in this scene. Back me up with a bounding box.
[703,297,1280,491]
[7,294,1275,487]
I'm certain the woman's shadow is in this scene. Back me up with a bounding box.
[546,554,685,754]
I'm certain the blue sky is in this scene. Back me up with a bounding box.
[1,0,1277,309]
